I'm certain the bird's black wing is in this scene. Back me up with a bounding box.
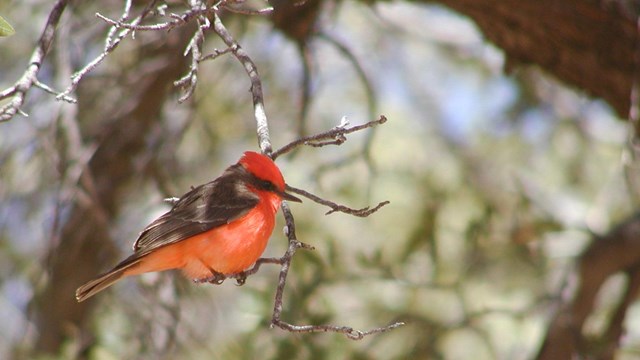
[132,164,259,255]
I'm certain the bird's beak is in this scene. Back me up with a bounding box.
[279,189,302,203]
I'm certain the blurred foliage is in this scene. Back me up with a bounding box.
[0,1,636,359]
[0,15,14,37]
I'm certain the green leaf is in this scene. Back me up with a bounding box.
[0,15,15,37]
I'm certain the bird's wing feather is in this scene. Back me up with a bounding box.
[132,165,259,255]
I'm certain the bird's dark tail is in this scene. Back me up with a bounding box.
[75,258,141,302]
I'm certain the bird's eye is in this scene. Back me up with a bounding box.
[256,178,275,191]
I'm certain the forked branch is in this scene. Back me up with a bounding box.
[0,0,70,122]
[286,185,390,216]
[272,115,388,159]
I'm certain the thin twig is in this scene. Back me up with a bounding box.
[96,13,170,31]
[212,11,272,154]
[57,0,160,99]
[175,14,208,103]
[286,185,390,216]
[222,3,274,16]
[272,115,388,159]
[95,1,229,103]
[95,5,215,32]
[200,47,234,62]
[272,319,406,340]
[0,0,70,122]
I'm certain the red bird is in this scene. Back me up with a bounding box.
[76,151,301,302]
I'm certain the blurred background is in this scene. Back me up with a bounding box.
[0,0,638,359]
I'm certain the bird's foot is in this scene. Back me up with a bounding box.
[233,271,247,286]
[194,270,226,285]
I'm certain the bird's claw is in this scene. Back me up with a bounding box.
[234,272,247,286]
[194,270,226,285]
[209,276,225,285]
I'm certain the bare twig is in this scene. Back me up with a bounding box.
[286,185,390,216]
[174,14,209,103]
[95,5,214,32]
[221,2,274,16]
[0,0,70,122]
[57,0,160,100]
[95,1,230,103]
[199,47,234,62]
[33,80,75,103]
[105,0,133,46]
[272,317,405,340]
[211,11,272,154]
[272,115,388,159]
[1,1,275,122]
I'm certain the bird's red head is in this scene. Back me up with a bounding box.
[239,151,286,191]
[238,151,301,203]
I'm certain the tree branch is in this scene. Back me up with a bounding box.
[211,9,272,155]
[0,0,70,122]
[286,185,390,216]
[174,13,208,103]
[57,0,160,100]
[272,115,388,159]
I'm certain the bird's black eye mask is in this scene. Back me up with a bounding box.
[252,177,278,192]
[237,164,301,202]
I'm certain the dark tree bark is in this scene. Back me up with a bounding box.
[33,28,191,354]
[270,0,322,43]
[415,0,637,119]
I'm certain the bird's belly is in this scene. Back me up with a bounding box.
[180,206,276,279]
